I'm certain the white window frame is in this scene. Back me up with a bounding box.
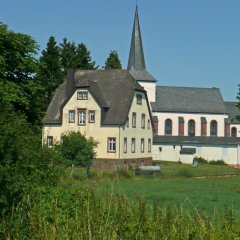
[123,138,127,153]
[47,136,53,148]
[78,110,86,125]
[89,111,95,123]
[108,138,116,152]
[136,94,142,105]
[132,112,136,128]
[69,110,75,123]
[77,91,88,100]
[141,138,144,153]
[141,114,145,128]
[131,138,136,153]
[148,138,151,153]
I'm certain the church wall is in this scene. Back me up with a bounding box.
[153,112,228,137]
[138,82,156,103]
[152,143,239,165]
[230,124,240,137]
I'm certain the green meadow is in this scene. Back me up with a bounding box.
[71,162,240,217]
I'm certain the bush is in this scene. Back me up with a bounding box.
[176,169,193,178]
[209,160,226,165]
[193,157,208,164]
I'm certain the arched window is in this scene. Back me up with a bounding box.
[165,119,172,135]
[231,127,237,137]
[188,120,195,136]
[210,120,217,136]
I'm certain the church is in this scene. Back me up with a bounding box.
[128,6,240,165]
[43,5,240,166]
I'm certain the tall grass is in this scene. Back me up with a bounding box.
[2,186,240,239]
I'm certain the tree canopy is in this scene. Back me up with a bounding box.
[104,50,122,69]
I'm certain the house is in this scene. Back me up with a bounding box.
[127,6,240,165]
[43,69,153,168]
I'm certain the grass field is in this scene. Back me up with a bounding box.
[70,162,240,218]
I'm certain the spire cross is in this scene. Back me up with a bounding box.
[136,0,138,8]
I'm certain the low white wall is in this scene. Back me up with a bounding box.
[152,144,239,165]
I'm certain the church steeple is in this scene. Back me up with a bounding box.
[127,5,156,82]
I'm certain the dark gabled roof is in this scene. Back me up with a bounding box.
[43,81,68,124]
[43,69,146,125]
[151,86,227,114]
[127,6,156,82]
[224,102,240,124]
[153,135,240,146]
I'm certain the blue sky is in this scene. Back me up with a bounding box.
[1,0,240,101]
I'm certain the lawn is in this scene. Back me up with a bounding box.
[70,162,240,218]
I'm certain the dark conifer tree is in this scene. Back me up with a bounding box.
[75,43,98,70]
[38,36,63,103]
[104,50,122,69]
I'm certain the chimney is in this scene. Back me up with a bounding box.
[66,69,75,98]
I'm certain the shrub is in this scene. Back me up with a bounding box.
[176,169,193,178]
[209,160,225,165]
[193,156,208,164]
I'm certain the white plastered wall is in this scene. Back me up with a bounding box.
[138,82,156,104]
[152,144,239,165]
[153,112,228,137]
[230,124,240,137]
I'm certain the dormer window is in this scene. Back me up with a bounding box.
[77,91,88,100]
[136,94,142,105]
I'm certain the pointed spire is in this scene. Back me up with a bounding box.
[128,5,146,71]
[127,5,156,82]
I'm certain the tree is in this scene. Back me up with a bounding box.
[57,132,98,176]
[104,50,122,69]
[59,38,78,73]
[75,43,98,70]
[0,22,40,124]
[38,36,64,103]
[0,98,63,213]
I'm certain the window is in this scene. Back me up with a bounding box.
[231,127,237,137]
[77,91,88,100]
[78,110,86,125]
[148,139,151,152]
[141,114,145,128]
[131,138,136,153]
[132,112,136,128]
[165,119,172,135]
[108,138,116,152]
[136,94,142,104]
[47,136,53,148]
[147,119,150,129]
[89,111,95,123]
[126,117,129,128]
[141,138,144,152]
[188,120,195,136]
[69,110,75,123]
[210,120,217,136]
[123,138,127,153]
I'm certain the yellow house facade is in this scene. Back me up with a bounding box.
[43,69,153,168]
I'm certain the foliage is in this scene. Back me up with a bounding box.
[60,38,98,71]
[193,156,208,164]
[0,101,63,215]
[3,186,240,239]
[209,160,226,165]
[37,36,64,103]
[0,22,41,124]
[57,132,98,170]
[176,168,193,178]
[104,50,122,69]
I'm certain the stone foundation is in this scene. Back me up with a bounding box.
[91,157,153,169]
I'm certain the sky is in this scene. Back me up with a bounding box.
[1,0,240,101]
